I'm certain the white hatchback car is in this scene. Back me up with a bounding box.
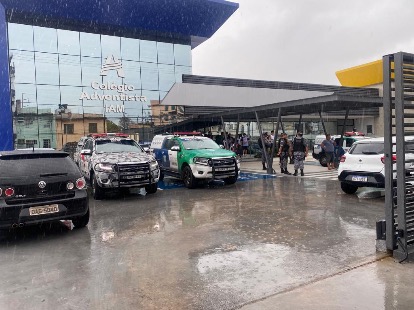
[338,137,414,194]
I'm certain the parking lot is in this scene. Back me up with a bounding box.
[0,157,397,310]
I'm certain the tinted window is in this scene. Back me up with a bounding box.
[0,154,78,177]
[349,142,384,155]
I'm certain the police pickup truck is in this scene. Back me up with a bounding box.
[150,134,240,188]
[79,133,160,199]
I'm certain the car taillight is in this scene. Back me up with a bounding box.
[340,155,346,163]
[381,155,397,164]
[4,187,15,197]
[76,177,86,190]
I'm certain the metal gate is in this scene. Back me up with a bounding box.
[384,52,414,261]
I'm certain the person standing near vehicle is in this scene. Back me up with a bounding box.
[333,138,345,169]
[278,132,292,174]
[241,133,250,156]
[321,134,335,170]
[292,131,308,176]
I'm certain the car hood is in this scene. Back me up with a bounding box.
[184,148,236,158]
[94,152,154,164]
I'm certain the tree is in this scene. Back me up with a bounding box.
[106,120,120,132]
[119,116,131,131]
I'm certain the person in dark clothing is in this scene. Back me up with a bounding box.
[333,138,345,169]
[277,132,292,174]
[292,131,308,176]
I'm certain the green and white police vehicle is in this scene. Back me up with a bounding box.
[150,134,240,188]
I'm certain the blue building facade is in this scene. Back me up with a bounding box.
[0,0,238,150]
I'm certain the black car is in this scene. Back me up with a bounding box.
[0,150,89,230]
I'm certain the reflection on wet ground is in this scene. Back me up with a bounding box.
[0,177,388,309]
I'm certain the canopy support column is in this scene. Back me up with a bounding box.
[340,108,350,141]
[255,111,273,174]
[269,109,282,172]
[221,116,229,150]
[318,111,327,135]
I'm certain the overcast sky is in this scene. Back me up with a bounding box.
[192,0,414,86]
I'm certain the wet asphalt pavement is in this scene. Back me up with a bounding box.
[0,170,391,309]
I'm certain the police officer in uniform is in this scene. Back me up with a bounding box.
[292,131,308,176]
[277,132,292,174]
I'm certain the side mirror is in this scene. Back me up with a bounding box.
[80,149,92,156]
[143,147,150,154]
[170,146,180,152]
[219,145,225,149]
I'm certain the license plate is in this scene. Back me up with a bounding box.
[351,176,368,182]
[124,175,145,179]
[29,204,59,216]
[215,167,234,171]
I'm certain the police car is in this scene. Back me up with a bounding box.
[150,133,240,188]
[79,133,160,199]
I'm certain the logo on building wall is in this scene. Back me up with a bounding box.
[100,55,125,78]
[79,54,147,113]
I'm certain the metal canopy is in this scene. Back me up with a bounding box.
[0,0,238,45]
[199,94,383,122]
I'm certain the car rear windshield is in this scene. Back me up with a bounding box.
[0,154,78,177]
[349,142,384,155]
[96,139,143,153]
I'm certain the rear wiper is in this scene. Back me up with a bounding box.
[362,151,379,155]
[40,173,68,177]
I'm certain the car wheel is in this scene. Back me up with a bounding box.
[145,183,158,194]
[182,166,197,189]
[341,182,358,194]
[224,176,238,185]
[92,174,105,200]
[319,155,328,167]
[72,210,90,228]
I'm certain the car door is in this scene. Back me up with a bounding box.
[80,139,93,178]
[168,139,180,172]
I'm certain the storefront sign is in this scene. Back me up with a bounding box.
[79,55,147,113]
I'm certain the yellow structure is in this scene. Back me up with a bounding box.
[336,59,384,87]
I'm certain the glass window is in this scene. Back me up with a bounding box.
[158,64,175,92]
[140,40,157,63]
[122,60,141,87]
[175,66,192,83]
[59,54,82,86]
[174,44,192,67]
[64,124,74,134]
[14,84,37,110]
[8,23,34,51]
[81,57,102,86]
[157,42,174,65]
[10,50,36,84]
[121,37,140,61]
[141,62,158,91]
[80,32,101,58]
[101,35,121,58]
[33,26,57,53]
[43,139,51,148]
[35,52,59,85]
[89,123,98,133]
[61,86,83,108]
[37,85,60,108]
[58,29,80,55]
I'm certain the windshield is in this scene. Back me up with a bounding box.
[95,139,144,153]
[181,138,220,150]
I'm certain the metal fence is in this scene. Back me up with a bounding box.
[384,52,414,261]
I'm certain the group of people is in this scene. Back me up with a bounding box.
[320,134,345,170]
[259,131,309,176]
[209,131,251,157]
